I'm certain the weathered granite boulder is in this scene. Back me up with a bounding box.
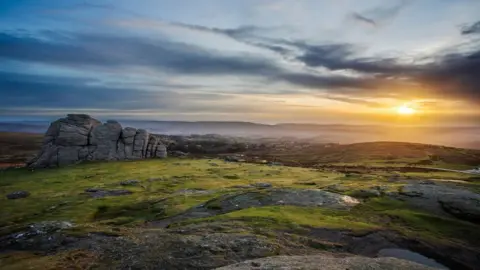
[28,114,167,168]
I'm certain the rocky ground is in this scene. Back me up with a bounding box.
[1,158,479,269]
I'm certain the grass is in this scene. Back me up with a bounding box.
[0,158,339,229]
[1,157,479,270]
[173,205,379,232]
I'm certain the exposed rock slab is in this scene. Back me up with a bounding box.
[153,189,359,228]
[92,232,276,270]
[28,114,167,168]
[209,189,360,212]
[216,255,438,270]
[400,184,480,222]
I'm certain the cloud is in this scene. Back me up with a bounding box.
[350,13,377,27]
[461,20,480,35]
[0,31,281,76]
[1,27,480,108]
[322,95,383,107]
[350,0,411,28]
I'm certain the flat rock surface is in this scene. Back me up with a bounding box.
[212,189,360,211]
[216,255,438,270]
[400,183,480,222]
[153,189,360,228]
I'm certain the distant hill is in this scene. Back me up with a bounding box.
[0,132,43,167]
[1,119,479,149]
[249,141,480,167]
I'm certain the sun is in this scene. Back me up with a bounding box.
[396,104,416,115]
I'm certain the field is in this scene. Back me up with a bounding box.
[0,132,42,168]
[1,158,479,269]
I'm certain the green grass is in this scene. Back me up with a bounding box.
[1,158,478,257]
[173,205,379,232]
[0,158,339,229]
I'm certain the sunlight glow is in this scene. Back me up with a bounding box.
[396,104,416,115]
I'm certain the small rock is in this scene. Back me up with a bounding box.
[231,185,254,189]
[175,189,214,195]
[85,188,102,192]
[84,188,133,198]
[6,191,30,200]
[252,183,272,188]
[224,155,244,162]
[297,181,316,186]
[419,180,436,185]
[120,179,140,186]
[251,261,261,267]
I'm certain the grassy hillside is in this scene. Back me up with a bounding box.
[1,159,479,269]
[250,141,480,168]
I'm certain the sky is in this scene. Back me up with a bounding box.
[0,0,479,125]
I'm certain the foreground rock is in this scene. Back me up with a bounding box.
[216,255,437,270]
[153,189,360,227]
[400,183,480,222]
[0,221,74,251]
[208,189,360,211]
[28,114,167,168]
[88,232,277,269]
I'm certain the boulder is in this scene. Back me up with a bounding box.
[133,129,149,159]
[90,120,123,160]
[28,115,167,168]
[54,114,101,146]
[216,255,437,270]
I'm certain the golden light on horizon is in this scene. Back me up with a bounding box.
[396,104,416,115]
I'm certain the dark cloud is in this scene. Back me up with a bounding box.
[461,21,480,35]
[417,50,480,101]
[0,71,234,111]
[350,0,411,27]
[277,72,380,91]
[0,31,281,76]
[1,27,479,107]
[350,13,377,27]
